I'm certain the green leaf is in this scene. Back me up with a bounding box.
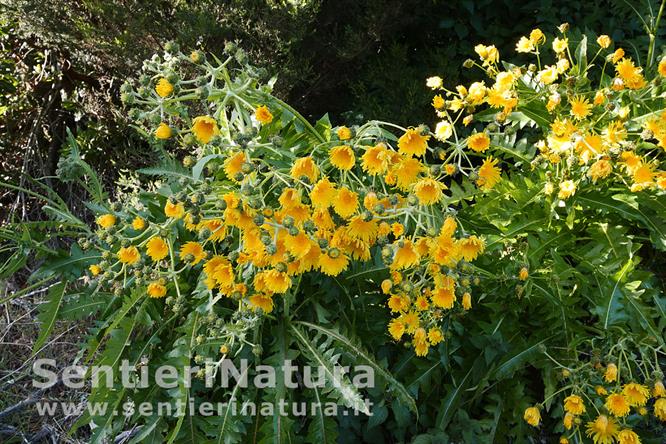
[33,281,67,353]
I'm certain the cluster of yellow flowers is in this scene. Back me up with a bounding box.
[88,46,488,357]
[522,341,665,444]
[426,24,666,201]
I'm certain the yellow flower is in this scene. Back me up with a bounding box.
[361,143,389,175]
[255,105,273,124]
[467,81,487,104]
[606,393,630,417]
[249,294,274,313]
[180,241,206,265]
[615,58,646,89]
[586,415,619,444]
[155,122,172,139]
[588,159,613,183]
[611,48,625,63]
[631,163,655,191]
[473,44,499,64]
[346,216,379,243]
[659,57,666,77]
[392,240,420,270]
[523,406,540,427]
[560,438,569,444]
[432,286,455,308]
[564,395,585,415]
[558,180,576,199]
[434,121,453,141]
[529,28,545,45]
[191,116,220,144]
[518,267,529,281]
[432,94,445,109]
[89,264,101,276]
[476,156,501,191]
[653,380,666,398]
[329,145,355,170]
[96,213,116,229]
[388,318,405,340]
[462,292,472,310]
[391,157,424,190]
[539,66,559,85]
[391,223,404,238]
[597,35,612,49]
[570,96,592,120]
[552,37,568,53]
[516,36,534,53]
[381,279,392,294]
[155,78,173,97]
[413,178,445,205]
[257,269,291,294]
[605,363,618,383]
[203,256,235,291]
[132,217,146,231]
[318,250,349,276]
[655,398,666,420]
[146,237,169,262]
[622,383,650,406]
[164,201,185,219]
[563,412,574,430]
[458,235,484,261]
[310,177,337,208]
[147,282,167,298]
[398,128,430,157]
[332,187,358,219]
[426,76,443,89]
[118,246,140,265]
[467,132,490,153]
[337,126,352,140]
[617,429,640,444]
[291,157,319,183]
[596,386,608,396]
[427,327,444,345]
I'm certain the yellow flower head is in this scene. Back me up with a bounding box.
[458,235,484,261]
[552,37,568,54]
[622,383,650,407]
[413,177,445,205]
[597,35,612,49]
[155,122,172,139]
[518,267,529,281]
[332,187,358,219]
[361,143,389,175]
[523,406,540,427]
[97,213,116,229]
[89,264,101,276]
[563,412,574,430]
[467,132,490,153]
[586,415,619,444]
[118,246,140,265]
[132,217,146,231]
[147,282,167,298]
[516,36,534,53]
[477,156,501,191]
[291,157,319,183]
[310,177,337,208]
[462,292,472,310]
[564,395,585,415]
[391,240,420,270]
[434,121,453,141]
[558,180,576,200]
[654,397,666,421]
[146,237,169,262]
[329,145,355,170]
[164,201,185,219]
[570,96,592,120]
[529,28,545,45]
[427,327,444,345]
[249,294,274,313]
[653,380,666,398]
[191,116,220,144]
[617,429,640,444]
[180,241,206,265]
[605,363,618,383]
[605,393,630,417]
[398,128,430,157]
[432,94,445,109]
[388,318,405,340]
[659,57,666,77]
[255,105,273,124]
[426,76,443,89]
[337,126,352,140]
[432,286,455,309]
[155,78,174,97]
[318,250,349,276]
